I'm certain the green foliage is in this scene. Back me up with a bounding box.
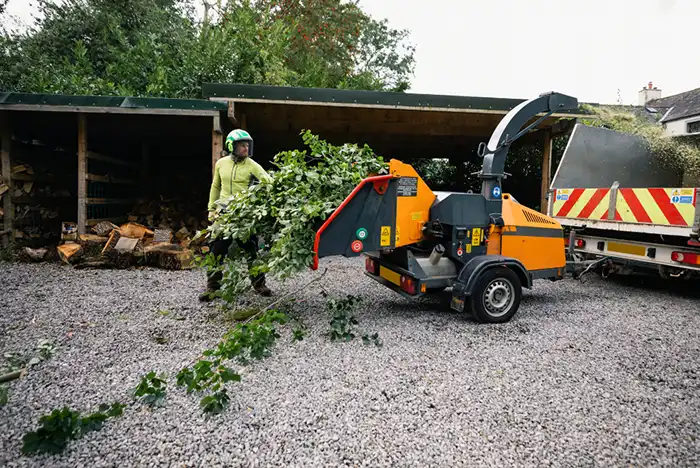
[133,371,168,407]
[0,0,415,96]
[2,339,59,373]
[327,295,362,342]
[21,403,126,455]
[200,389,230,415]
[206,131,387,303]
[412,158,457,191]
[176,309,286,414]
[581,104,700,180]
[362,332,382,348]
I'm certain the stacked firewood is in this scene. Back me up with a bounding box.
[56,221,199,270]
[127,195,208,246]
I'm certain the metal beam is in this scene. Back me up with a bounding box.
[540,129,553,214]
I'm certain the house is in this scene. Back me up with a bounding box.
[639,82,700,137]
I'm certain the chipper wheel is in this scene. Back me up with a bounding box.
[468,268,522,323]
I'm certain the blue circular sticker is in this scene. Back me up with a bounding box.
[492,186,501,198]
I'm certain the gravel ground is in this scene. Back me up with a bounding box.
[1,257,700,467]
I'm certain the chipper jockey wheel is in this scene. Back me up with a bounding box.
[467,268,522,324]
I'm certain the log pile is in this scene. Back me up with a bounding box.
[127,196,208,247]
[56,221,199,270]
[5,160,69,241]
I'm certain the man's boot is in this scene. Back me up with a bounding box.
[252,275,272,297]
[199,271,222,302]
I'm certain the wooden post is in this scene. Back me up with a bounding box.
[1,113,13,246]
[540,129,553,214]
[77,114,87,235]
[212,114,223,177]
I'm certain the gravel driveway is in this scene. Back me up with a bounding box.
[1,257,699,467]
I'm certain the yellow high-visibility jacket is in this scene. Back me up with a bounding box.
[208,156,272,211]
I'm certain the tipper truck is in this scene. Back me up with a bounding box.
[548,123,700,280]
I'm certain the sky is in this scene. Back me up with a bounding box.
[4,0,699,105]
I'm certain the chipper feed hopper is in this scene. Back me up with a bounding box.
[312,92,580,323]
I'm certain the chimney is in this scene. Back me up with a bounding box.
[639,81,662,106]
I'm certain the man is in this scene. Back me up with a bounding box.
[200,129,273,301]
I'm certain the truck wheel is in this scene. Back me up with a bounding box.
[469,267,522,323]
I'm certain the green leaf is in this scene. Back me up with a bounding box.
[218,366,241,383]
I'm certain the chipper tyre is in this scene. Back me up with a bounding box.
[469,267,522,324]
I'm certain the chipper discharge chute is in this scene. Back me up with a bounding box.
[312,92,580,323]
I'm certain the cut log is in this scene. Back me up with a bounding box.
[92,221,119,236]
[58,243,83,264]
[79,234,109,246]
[144,243,194,270]
[24,247,48,261]
[119,222,154,239]
[101,229,121,255]
[153,228,173,243]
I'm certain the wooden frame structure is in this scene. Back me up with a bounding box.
[0,93,225,243]
[204,83,592,214]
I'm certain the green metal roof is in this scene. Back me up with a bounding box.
[0,92,227,114]
[203,83,594,116]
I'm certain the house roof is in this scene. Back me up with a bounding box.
[647,87,700,123]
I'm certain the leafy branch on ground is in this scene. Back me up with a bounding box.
[328,295,362,342]
[21,403,126,456]
[2,339,59,374]
[362,332,383,348]
[133,371,167,407]
[176,309,287,414]
[326,294,381,346]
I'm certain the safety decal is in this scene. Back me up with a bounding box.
[492,186,501,198]
[471,228,481,246]
[380,226,391,246]
[356,228,368,240]
[670,188,695,205]
[351,240,363,253]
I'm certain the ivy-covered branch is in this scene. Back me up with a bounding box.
[202,131,387,304]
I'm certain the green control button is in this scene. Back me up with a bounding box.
[356,228,368,240]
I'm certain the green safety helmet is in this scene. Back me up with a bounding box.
[225,129,254,156]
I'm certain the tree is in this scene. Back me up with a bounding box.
[0,0,416,97]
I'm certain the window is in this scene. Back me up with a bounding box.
[688,120,700,134]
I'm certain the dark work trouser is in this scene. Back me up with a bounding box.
[206,235,265,290]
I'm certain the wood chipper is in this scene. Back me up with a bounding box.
[312,92,580,323]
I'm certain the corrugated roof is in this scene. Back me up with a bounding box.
[647,87,700,123]
[0,92,227,114]
[202,83,593,117]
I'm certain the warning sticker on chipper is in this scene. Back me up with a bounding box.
[380,226,391,246]
[397,177,418,197]
[670,188,695,204]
